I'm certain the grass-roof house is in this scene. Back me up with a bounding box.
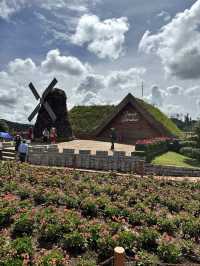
[69,93,181,144]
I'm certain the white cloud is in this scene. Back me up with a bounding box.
[0,0,26,20]
[147,85,166,107]
[8,58,36,74]
[71,14,129,60]
[185,86,200,97]
[157,11,171,22]
[41,49,90,76]
[76,74,105,93]
[0,0,97,19]
[139,0,200,80]
[166,85,183,95]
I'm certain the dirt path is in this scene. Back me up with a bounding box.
[57,139,135,155]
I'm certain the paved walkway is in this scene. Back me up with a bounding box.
[58,139,135,155]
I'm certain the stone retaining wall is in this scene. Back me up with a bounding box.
[28,145,200,177]
[28,145,144,172]
[145,164,200,177]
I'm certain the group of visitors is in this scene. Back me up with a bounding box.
[42,127,57,144]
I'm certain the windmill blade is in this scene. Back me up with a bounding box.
[29,82,40,100]
[42,78,58,99]
[43,101,57,122]
[28,103,41,122]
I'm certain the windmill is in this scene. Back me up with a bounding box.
[28,78,58,122]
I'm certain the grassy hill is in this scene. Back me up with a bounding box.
[69,99,182,137]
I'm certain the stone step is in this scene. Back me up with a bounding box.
[2,152,15,158]
[3,147,15,153]
[2,156,15,161]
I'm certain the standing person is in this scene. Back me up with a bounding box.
[28,127,34,143]
[18,140,28,163]
[110,128,117,150]
[42,128,49,143]
[50,127,57,144]
[14,134,22,153]
[0,138,3,160]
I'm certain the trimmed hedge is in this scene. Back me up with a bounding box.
[180,147,200,161]
[135,138,169,162]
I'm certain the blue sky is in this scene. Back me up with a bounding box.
[0,0,199,123]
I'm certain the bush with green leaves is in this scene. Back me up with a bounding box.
[38,249,66,266]
[117,231,138,253]
[157,242,182,263]
[12,236,33,256]
[12,213,34,236]
[139,228,160,251]
[62,231,88,252]
[158,218,177,235]
[136,250,159,266]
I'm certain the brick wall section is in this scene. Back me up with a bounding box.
[28,145,144,172]
[96,103,162,144]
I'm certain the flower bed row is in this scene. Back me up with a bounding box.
[0,162,200,265]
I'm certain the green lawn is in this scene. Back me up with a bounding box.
[152,151,200,169]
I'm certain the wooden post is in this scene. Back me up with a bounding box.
[114,247,125,266]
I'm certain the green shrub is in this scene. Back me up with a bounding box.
[117,231,137,252]
[81,197,98,217]
[182,218,200,238]
[39,249,65,266]
[158,218,177,235]
[12,213,34,236]
[157,242,182,263]
[179,140,196,148]
[0,206,15,226]
[139,228,160,251]
[136,250,159,266]
[12,236,33,255]
[39,222,62,242]
[62,231,87,252]
[179,147,193,157]
[128,212,146,226]
[2,258,23,266]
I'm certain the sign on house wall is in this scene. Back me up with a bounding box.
[121,111,139,123]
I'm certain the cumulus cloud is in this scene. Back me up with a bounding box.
[71,14,129,60]
[81,91,102,105]
[0,0,97,19]
[41,49,89,76]
[139,0,200,79]
[147,85,166,107]
[8,58,36,74]
[76,74,105,93]
[166,85,183,95]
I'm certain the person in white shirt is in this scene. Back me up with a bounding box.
[18,140,28,163]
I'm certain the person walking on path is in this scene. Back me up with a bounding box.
[110,128,117,150]
[42,128,49,143]
[18,140,28,163]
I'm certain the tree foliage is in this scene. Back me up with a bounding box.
[0,120,9,132]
